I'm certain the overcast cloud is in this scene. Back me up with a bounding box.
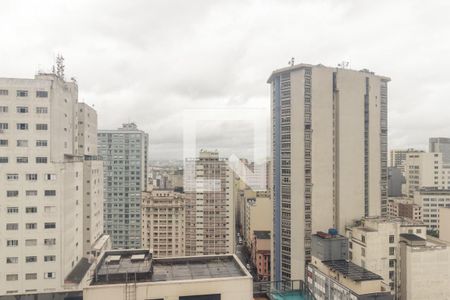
[1,0,450,160]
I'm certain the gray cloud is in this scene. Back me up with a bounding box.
[1,0,450,159]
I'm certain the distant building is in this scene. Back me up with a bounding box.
[389,149,423,175]
[388,167,404,197]
[251,231,271,281]
[269,63,389,281]
[141,189,185,257]
[387,198,421,221]
[184,150,234,256]
[413,188,450,232]
[83,250,253,300]
[399,234,450,300]
[307,231,392,300]
[429,137,450,164]
[0,72,109,297]
[346,217,426,296]
[98,123,149,249]
[242,190,272,249]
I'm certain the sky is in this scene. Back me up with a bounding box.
[1,0,450,160]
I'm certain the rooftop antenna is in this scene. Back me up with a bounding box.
[56,54,65,80]
[338,61,350,69]
[288,57,295,67]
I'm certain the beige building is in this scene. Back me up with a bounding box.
[346,217,426,297]
[251,230,271,281]
[0,71,108,296]
[399,234,450,300]
[439,207,450,242]
[242,189,272,248]
[269,63,389,281]
[141,188,185,257]
[83,250,253,300]
[413,188,450,231]
[184,150,234,255]
[389,149,422,175]
[387,197,421,221]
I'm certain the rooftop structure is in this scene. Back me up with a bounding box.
[321,260,383,282]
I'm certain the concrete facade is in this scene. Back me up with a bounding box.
[387,198,421,221]
[429,137,450,164]
[269,63,389,281]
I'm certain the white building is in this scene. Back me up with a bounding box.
[389,149,423,175]
[346,217,426,297]
[399,234,450,300]
[83,250,253,300]
[184,150,234,256]
[413,188,450,231]
[141,188,185,257]
[269,63,389,281]
[0,72,108,297]
[429,137,450,164]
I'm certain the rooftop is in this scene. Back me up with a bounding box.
[400,233,426,242]
[91,250,249,285]
[322,260,383,282]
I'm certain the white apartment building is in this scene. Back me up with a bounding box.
[269,63,389,281]
[413,188,450,231]
[184,150,234,256]
[141,189,185,257]
[389,149,422,175]
[0,72,108,297]
[346,217,426,297]
[399,234,450,300]
[404,152,450,198]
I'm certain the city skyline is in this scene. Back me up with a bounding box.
[1,0,449,159]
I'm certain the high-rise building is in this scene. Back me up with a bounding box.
[98,123,149,249]
[0,72,108,296]
[269,63,389,281]
[184,150,234,256]
[141,188,185,257]
[429,137,450,164]
[389,149,423,174]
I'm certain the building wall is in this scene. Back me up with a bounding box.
[270,64,389,281]
[141,189,185,257]
[98,124,149,249]
[243,191,272,248]
[429,137,450,165]
[440,208,450,242]
[0,74,101,296]
[414,189,450,231]
[83,276,253,300]
[388,167,404,197]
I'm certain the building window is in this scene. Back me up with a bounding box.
[25,256,37,263]
[0,139,8,146]
[44,222,56,229]
[36,107,48,114]
[36,123,48,130]
[6,274,18,281]
[26,174,38,181]
[44,190,56,196]
[416,229,422,234]
[6,257,18,264]
[389,235,395,243]
[25,273,37,280]
[389,271,395,280]
[7,240,19,247]
[36,140,48,147]
[36,91,48,98]
[26,207,37,213]
[361,247,366,257]
[16,90,28,97]
[0,89,9,95]
[6,223,19,230]
[7,190,18,197]
[7,207,19,214]
[389,259,395,268]
[389,247,395,255]
[0,106,8,112]
[16,123,28,130]
[36,157,48,163]
[45,173,56,180]
[16,106,28,113]
[6,173,18,180]
[44,255,56,262]
[26,190,38,196]
[44,239,56,246]
[17,156,28,163]
[44,272,56,279]
[0,123,8,130]
[25,239,37,246]
[26,223,37,230]
[0,157,8,163]
[17,139,28,147]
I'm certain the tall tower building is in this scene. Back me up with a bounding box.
[184,150,234,255]
[269,63,389,281]
[98,123,149,249]
[429,137,450,164]
[0,72,107,296]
